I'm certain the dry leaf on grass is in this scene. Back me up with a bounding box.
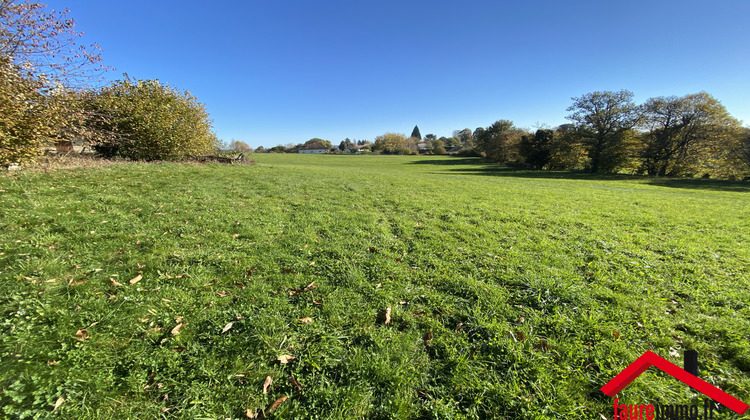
[217,291,233,297]
[221,321,234,333]
[52,396,65,412]
[68,280,88,286]
[109,278,122,287]
[288,376,302,391]
[262,376,273,394]
[384,306,392,325]
[129,274,142,285]
[170,323,185,336]
[75,329,89,341]
[613,330,621,339]
[297,317,313,324]
[266,396,288,414]
[277,355,295,364]
[423,330,433,345]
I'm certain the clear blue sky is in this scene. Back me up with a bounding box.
[47,0,750,148]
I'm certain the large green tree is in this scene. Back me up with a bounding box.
[639,92,742,176]
[410,125,421,140]
[566,90,640,173]
[474,120,525,163]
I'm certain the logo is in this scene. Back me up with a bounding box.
[601,351,748,418]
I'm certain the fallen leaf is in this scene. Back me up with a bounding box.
[517,316,526,324]
[221,321,234,333]
[170,323,185,336]
[68,280,88,286]
[613,330,621,339]
[297,317,313,324]
[423,330,433,345]
[369,247,377,253]
[539,339,550,352]
[303,282,317,292]
[160,407,170,413]
[262,376,273,394]
[277,355,295,364]
[47,360,58,366]
[375,283,382,289]
[172,347,187,352]
[288,376,302,391]
[384,306,392,325]
[52,396,65,412]
[129,274,142,285]
[175,316,184,324]
[75,329,89,341]
[217,291,233,297]
[110,278,122,287]
[246,408,257,418]
[636,321,644,330]
[312,299,322,305]
[517,331,526,341]
[509,331,517,342]
[455,323,464,332]
[266,396,288,414]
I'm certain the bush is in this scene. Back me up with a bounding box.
[87,78,217,160]
[0,58,54,165]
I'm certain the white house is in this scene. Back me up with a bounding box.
[298,142,328,154]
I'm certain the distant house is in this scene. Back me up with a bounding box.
[298,142,328,154]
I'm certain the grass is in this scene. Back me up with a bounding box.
[1,154,749,419]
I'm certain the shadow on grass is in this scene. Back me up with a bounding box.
[408,157,750,192]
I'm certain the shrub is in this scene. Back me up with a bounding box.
[87,78,217,160]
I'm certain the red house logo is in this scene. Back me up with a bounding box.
[601,351,748,415]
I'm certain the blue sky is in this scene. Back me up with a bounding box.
[47,0,750,148]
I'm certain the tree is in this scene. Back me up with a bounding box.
[519,129,554,169]
[474,120,525,163]
[567,90,640,173]
[639,92,742,176]
[86,78,217,160]
[0,56,54,164]
[372,132,412,154]
[338,138,354,151]
[411,125,421,140]
[424,134,437,141]
[0,0,107,87]
[0,1,108,164]
[454,128,474,147]
[305,138,332,148]
[230,139,253,153]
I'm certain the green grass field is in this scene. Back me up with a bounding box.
[1,154,749,419]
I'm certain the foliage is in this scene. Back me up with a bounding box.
[0,57,48,164]
[519,129,554,169]
[0,0,107,87]
[474,119,526,163]
[1,154,748,418]
[85,78,217,161]
[305,138,332,149]
[372,132,413,154]
[410,125,421,140]
[567,90,640,173]
[639,93,742,177]
[229,139,253,153]
[0,1,109,165]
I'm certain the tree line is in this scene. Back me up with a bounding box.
[474,91,750,179]
[1,0,218,165]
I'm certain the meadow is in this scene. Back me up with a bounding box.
[1,154,749,419]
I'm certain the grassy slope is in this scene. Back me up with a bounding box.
[1,154,748,419]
